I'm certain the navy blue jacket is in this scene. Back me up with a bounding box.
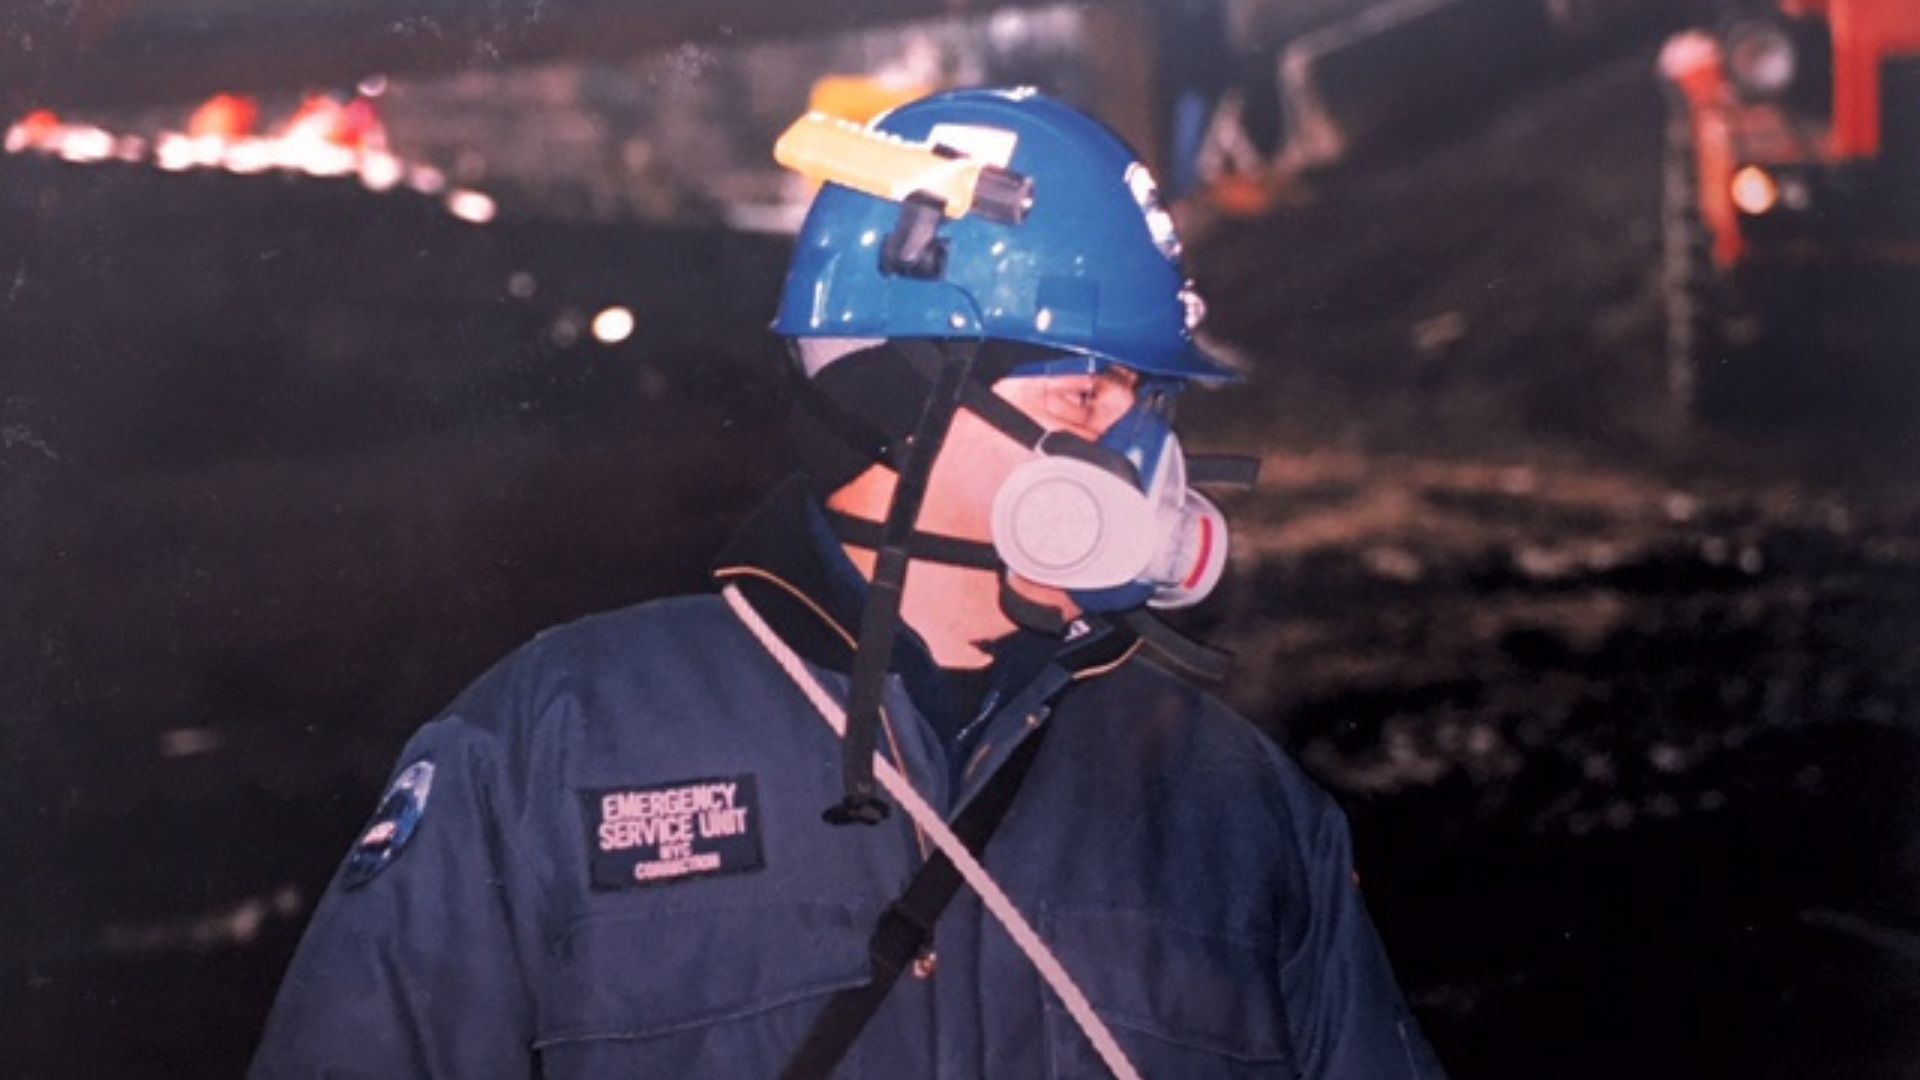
[252,479,1444,1078]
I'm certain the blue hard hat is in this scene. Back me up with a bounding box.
[772,88,1238,383]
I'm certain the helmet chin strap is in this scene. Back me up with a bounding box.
[827,339,981,825]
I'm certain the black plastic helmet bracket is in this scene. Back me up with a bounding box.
[879,192,950,280]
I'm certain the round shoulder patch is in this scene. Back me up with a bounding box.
[341,759,435,890]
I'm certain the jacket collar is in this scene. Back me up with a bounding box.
[712,474,901,672]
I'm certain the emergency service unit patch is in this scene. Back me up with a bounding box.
[341,759,435,890]
[580,775,764,889]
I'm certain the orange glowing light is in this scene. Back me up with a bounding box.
[336,97,388,153]
[189,94,259,141]
[19,109,59,140]
[7,109,61,153]
[1730,166,1778,215]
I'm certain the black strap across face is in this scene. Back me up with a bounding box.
[826,507,1079,639]
[823,508,1002,572]
[894,343,1053,457]
[805,337,1142,490]
[827,511,1222,680]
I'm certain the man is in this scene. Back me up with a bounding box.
[252,88,1444,1078]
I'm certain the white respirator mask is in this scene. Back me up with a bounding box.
[990,400,1229,613]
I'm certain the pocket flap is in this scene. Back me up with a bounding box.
[538,901,872,1046]
[1042,908,1293,1064]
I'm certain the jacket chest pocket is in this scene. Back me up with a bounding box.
[534,900,873,1078]
[1042,909,1297,1080]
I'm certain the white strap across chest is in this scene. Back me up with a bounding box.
[721,584,1141,1080]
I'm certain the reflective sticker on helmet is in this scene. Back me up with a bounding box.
[1178,283,1208,333]
[927,123,1018,167]
[1124,163,1182,262]
[341,760,434,890]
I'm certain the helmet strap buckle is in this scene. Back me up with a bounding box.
[822,790,892,826]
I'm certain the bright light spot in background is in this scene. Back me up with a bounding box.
[1726,23,1796,96]
[445,188,496,224]
[1730,166,1778,215]
[54,126,113,164]
[221,138,276,174]
[507,272,538,299]
[358,151,403,192]
[11,103,494,225]
[358,73,390,98]
[154,132,219,171]
[592,306,636,344]
[276,137,356,177]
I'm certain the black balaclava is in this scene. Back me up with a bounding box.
[787,339,1069,499]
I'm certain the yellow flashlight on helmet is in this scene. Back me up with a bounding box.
[773,111,1034,225]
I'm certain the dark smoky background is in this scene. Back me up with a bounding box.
[3,1,1916,1077]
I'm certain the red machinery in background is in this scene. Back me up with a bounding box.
[1659,0,1920,419]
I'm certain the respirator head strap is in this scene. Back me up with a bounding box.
[825,508,1003,572]
[1117,609,1235,682]
[1185,454,1262,490]
[900,344,1146,485]
[799,340,1064,474]
[828,339,981,826]
[830,506,1101,645]
[957,378,1049,449]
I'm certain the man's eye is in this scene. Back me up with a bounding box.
[1050,382,1098,415]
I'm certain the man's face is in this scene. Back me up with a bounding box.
[918,364,1145,543]
[826,360,1159,663]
